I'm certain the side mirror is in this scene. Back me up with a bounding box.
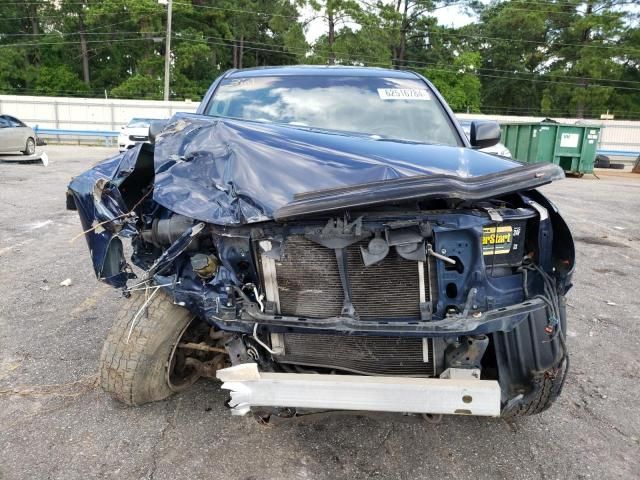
[148,119,167,144]
[469,120,501,149]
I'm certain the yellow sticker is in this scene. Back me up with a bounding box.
[482,225,513,255]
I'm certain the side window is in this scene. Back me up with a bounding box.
[0,117,10,128]
[6,116,24,127]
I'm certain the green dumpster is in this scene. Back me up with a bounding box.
[500,122,601,175]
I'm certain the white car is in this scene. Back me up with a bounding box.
[460,121,512,158]
[118,118,162,152]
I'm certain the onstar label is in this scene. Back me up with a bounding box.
[482,225,516,255]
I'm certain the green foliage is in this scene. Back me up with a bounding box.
[0,0,637,118]
[34,65,89,96]
[476,0,638,118]
[110,74,162,100]
[0,48,32,92]
[426,52,481,112]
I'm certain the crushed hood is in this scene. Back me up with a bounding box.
[71,113,564,231]
[151,114,563,224]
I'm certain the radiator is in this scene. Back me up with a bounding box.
[273,333,436,377]
[262,235,436,320]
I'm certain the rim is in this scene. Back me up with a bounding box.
[26,138,35,154]
[165,317,227,391]
[166,317,201,391]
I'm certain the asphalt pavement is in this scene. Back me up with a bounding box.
[1,146,639,480]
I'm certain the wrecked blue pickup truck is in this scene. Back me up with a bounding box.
[67,66,574,420]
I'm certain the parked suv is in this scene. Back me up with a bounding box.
[67,67,573,420]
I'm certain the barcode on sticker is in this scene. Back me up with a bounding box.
[377,88,431,100]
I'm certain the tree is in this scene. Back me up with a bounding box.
[473,0,551,116]
[607,26,640,118]
[34,66,89,96]
[542,0,629,118]
[111,73,162,99]
[424,51,481,112]
[474,0,637,118]
[0,0,637,119]
[308,0,363,64]
[0,1,45,94]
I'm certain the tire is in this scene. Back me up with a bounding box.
[594,155,610,168]
[99,289,199,406]
[502,363,566,418]
[609,162,625,170]
[22,137,35,156]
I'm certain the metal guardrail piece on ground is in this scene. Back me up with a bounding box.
[596,149,640,158]
[34,126,118,147]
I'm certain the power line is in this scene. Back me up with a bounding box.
[187,31,640,84]
[480,3,627,17]
[2,3,636,56]
[0,37,160,48]
[477,103,640,115]
[176,0,627,19]
[172,32,640,90]
[0,31,164,37]
[2,26,638,57]
[474,63,640,86]
[3,0,635,20]
[1,2,638,95]
[425,30,640,54]
[172,2,302,20]
[84,19,138,33]
[0,26,635,90]
[0,8,161,22]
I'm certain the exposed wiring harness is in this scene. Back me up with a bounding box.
[519,260,570,394]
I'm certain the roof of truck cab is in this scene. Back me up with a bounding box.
[224,66,421,79]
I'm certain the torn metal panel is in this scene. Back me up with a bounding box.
[66,144,155,287]
[217,363,501,416]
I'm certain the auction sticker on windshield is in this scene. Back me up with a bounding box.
[377,88,431,100]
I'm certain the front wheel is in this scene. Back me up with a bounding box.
[99,289,207,405]
[22,137,35,156]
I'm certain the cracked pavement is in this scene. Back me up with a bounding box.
[1,146,639,479]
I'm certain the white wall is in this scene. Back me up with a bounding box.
[0,95,199,131]
[0,94,638,154]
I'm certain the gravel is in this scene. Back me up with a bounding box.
[1,146,639,480]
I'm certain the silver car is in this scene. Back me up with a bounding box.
[0,115,37,155]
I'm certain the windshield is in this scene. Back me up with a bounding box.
[127,119,154,128]
[206,75,461,146]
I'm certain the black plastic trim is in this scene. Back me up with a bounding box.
[214,297,549,336]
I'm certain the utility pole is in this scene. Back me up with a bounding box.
[163,0,173,102]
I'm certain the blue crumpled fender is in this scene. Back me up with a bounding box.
[68,146,143,287]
